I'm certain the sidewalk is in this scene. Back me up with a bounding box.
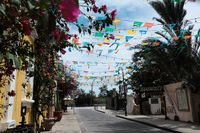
[43,108,81,133]
[96,108,200,133]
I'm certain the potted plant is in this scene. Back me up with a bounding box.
[43,117,56,131]
[42,104,56,131]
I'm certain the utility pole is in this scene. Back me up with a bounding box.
[118,67,127,116]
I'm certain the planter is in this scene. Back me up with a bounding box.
[43,118,56,131]
[54,111,63,121]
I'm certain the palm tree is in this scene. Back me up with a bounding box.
[130,0,200,89]
[149,0,200,86]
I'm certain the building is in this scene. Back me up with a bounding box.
[0,36,35,131]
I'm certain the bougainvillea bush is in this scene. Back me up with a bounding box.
[0,0,116,130]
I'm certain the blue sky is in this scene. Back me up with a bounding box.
[62,0,200,95]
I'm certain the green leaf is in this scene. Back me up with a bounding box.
[27,1,35,10]
[0,4,6,15]
[13,56,21,69]
[11,0,21,5]
[6,52,14,60]
[0,54,3,61]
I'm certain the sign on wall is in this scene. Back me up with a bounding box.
[176,88,190,111]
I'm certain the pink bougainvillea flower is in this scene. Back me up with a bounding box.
[93,5,98,13]
[8,90,16,97]
[111,9,117,20]
[66,26,70,32]
[39,9,45,16]
[52,30,61,42]
[21,19,32,35]
[64,34,71,40]
[9,7,18,17]
[59,0,80,22]
[90,0,95,5]
[101,5,107,13]
[61,49,66,54]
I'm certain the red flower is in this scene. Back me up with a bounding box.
[93,5,98,13]
[9,8,18,17]
[21,19,32,35]
[64,34,71,40]
[66,27,70,32]
[39,10,45,16]
[52,30,61,42]
[8,90,16,97]
[59,0,80,22]
[6,68,14,75]
[111,9,117,20]
[90,0,95,5]
[101,5,107,13]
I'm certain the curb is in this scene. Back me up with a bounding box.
[116,115,181,133]
[95,109,106,114]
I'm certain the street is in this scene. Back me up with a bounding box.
[76,107,170,133]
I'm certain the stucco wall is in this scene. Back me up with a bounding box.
[12,70,26,125]
[149,98,161,114]
[126,96,134,114]
[164,82,193,122]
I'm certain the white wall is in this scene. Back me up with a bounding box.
[149,98,161,114]
[6,70,16,128]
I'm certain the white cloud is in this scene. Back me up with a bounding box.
[63,0,200,94]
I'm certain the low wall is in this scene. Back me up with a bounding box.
[164,82,193,122]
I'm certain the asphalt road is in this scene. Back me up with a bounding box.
[76,107,170,133]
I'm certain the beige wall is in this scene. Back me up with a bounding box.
[164,82,193,122]
[126,96,134,114]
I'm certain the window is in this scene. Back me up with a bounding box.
[151,98,158,104]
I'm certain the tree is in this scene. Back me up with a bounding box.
[98,85,108,98]
[130,0,200,89]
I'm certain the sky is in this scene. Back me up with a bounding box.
[61,0,200,95]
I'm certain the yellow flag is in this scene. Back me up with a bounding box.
[127,30,136,35]
[115,35,124,39]
[97,44,103,47]
[140,42,148,46]
[113,19,121,28]
[103,38,110,44]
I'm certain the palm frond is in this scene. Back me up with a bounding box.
[155,31,172,44]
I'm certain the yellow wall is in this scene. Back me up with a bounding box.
[1,36,34,125]
[0,85,6,122]
[0,77,9,123]
[12,70,33,125]
[12,70,25,125]
[25,107,32,124]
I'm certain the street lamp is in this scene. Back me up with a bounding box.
[118,67,127,116]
